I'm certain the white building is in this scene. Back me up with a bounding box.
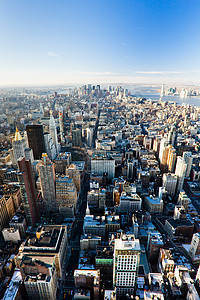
[3,269,23,300]
[113,234,140,298]
[183,151,193,177]
[2,228,21,243]
[118,192,142,213]
[86,127,93,147]
[175,156,187,194]
[91,157,115,179]
[49,111,59,154]
[44,132,57,160]
[162,173,178,196]
[189,232,200,259]
[11,128,29,164]
[159,137,169,163]
[144,196,163,214]
[24,148,34,163]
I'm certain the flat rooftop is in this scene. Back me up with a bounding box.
[114,235,140,251]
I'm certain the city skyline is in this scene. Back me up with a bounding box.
[1,0,200,86]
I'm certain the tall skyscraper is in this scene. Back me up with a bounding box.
[11,128,29,165]
[72,128,82,147]
[17,157,39,226]
[183,151,193,178]
[44,132,57,160]
[113,234,140,299]
[159,137,169,163]
[49,111,59,154]
[160,84,165,97]
[175,156,187,193]
[59,108,64,143]
[189,233,200,259]
[24,148,34,164]
[168,126,177,147]
[167,145,176,173]
[66,164,81,192]
[56,175,77,217]
[38,154,56,213]
[26,124,45,159]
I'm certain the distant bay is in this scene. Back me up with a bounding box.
[129,86,200,107]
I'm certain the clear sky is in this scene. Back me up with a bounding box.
[1,0,200,86]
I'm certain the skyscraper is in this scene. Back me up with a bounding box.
[11,128,29,165]
[66,164,81,192]
[49,111,59,154]
[189,233,200,259]
[26,124,45,159]
[55,175,77,217]
[38,154,56,213]
[113,234,140,299]
[183,151,193,178]
[72,128,82,147]
[59,108,64,143]
[175,156,187,193]
[17,157,39,226]
[43,132,57,161]
[167,145,176,173]
[159,137,169,164]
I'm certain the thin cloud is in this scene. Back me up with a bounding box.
[120,42,127,46]
[48,51,59,57]
[125,55,133,59]
[76,71,120,76]
[134,71,185,75]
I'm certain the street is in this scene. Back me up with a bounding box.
[57,174,89,300]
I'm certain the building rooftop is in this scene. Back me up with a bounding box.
[114,234,140,251]
[10,213,25,224]
[23,225,66,253]
[84,215,105,228]
[145,195,163,205]
[167,218,193,228]
[2,269,22,300]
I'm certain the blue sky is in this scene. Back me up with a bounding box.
[0,0,200,86]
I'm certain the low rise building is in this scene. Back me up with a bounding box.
[165,218,194,239]
[91,155,115,180]
[74,269,100,300]
[162,173,177,196]
[21,256,57,300]
[83,215,106,239]
[158,248,175,274]
[2,228,21,243]
[80,235,101,250]
[147,231,164,264]
[144,291,164,300]
[2,269,26,300]
[9,213,27,238]
[144,196,163,214]
[117,192,142,213]
[15,225,68,277]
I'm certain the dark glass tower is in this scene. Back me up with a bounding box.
[26,124,45,159]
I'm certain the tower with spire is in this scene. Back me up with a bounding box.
[49,110,59,154]
[59,107,65,143]
[86,202,90,215]
[10,127,29,165]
